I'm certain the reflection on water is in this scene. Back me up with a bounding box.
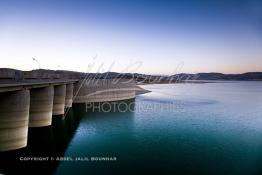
[54,99,135,175]
[0,108,81,175]
[0,99,135,175]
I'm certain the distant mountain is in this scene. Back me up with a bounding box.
[233,72,262,80]
[0,68,261,82]
[172,72,262,81]
[100,72,262,82]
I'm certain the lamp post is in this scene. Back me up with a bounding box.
[32,58,41,69]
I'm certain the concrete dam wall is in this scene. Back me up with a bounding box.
[0,73,150,152]
[73,79,136,103]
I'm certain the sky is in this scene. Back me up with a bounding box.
[0,0,261,74]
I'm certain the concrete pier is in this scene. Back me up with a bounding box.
[0,90,30,152]
[65,83,73,108]
[29,86,54,127]
[53,85,66,116]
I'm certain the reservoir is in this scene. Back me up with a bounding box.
[1,82,262,175]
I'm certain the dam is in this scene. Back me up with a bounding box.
[0,68,148,152]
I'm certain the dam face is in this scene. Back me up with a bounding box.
[73,79,136,103]
[0,90,30,152]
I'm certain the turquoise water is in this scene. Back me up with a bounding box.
[54,82,262,175]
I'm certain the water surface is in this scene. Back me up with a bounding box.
[54,81,262,175]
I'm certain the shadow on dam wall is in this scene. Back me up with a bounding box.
[0,108,82,175]
[0,99,135,175]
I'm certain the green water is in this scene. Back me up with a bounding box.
[54,82,262,175]
[1,82,262,175]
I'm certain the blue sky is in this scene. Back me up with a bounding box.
[0,0,261,74]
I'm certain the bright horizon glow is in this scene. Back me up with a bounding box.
[0,0,261,74]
